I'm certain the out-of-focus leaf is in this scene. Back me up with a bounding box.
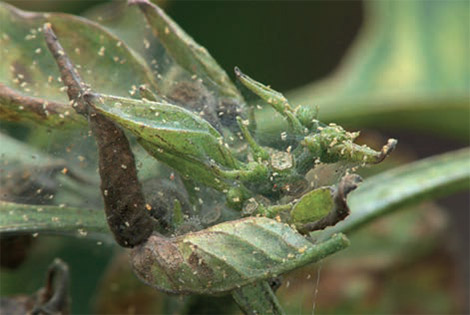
[89,94,237,169]
[259,1,469,141]
[0,132,100,207]
[0,132,52,167]
[0,201,109,242]
[318,147,470,239]
[131,217,349,295]
[290,187,332,224]
[84,1,164,67]
[0,2,158,127]
[132,0,244,104]
[92,251,167,314]
[84,1,245,133]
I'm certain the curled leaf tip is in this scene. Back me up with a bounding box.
[375,138,398,164]
[331,233,351,247]
[234,66,243,77]
[43,22,53,33]
[298,174,362,234]
[31,259,70,315]
[338,173,363,196]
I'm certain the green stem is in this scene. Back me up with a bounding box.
[219,162,268,182]
[236,116,270,161]
[235,67,304,135]
[232,281,285,315]
[259,203,293,218]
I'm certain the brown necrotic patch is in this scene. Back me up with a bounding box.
[187,251,214,279]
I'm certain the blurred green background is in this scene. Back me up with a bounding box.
[1,0,469,314]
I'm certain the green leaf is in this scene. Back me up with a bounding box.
[0,2,158,127]
[0,201,109,242]
[258,0,469,141]
[318,147,470,239]
[88,94,237,169]
[131,217,349,295]
[290,187,333,225]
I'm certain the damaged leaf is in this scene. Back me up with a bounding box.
[131,216,349,295]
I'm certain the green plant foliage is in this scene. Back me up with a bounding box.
[232,281,284,315]
[1,149,466,252]
[0,0,468,314]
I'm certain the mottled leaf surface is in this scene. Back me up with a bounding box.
[131,217,349,294]
[2,149,466,245]
[85,1,245,133]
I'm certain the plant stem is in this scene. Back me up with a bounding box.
[232,281,285,315]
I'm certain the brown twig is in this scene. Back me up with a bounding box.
[43,23,154,247]
[373,138,398,164]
